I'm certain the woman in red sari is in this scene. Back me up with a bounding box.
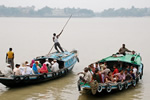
[40,64,48,73]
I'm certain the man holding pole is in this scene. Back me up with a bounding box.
[53,30,64,53]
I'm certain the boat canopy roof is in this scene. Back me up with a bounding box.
[36,51,75,62]
[99,54,142,66]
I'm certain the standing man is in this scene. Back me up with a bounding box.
[6,48,14,70]
[53,30,64,53]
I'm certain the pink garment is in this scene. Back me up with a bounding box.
[40,64,48,73]
[30,60,35,68]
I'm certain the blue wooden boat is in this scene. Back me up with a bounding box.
[78,53,143,95]
[0,50,79,87]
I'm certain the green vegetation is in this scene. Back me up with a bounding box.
[0,5,149,17]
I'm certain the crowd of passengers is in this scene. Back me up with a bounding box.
[1,59,61,77]
[78,62,138,84]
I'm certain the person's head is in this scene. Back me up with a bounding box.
[9,48,12,51]
[53,33,56,36]
[122,44,125,48]
[7,64,11,68]
[132,51,135,55]
[103,66,107,70]
[95,68,99,73]
[130,70,133,74]
[84,67,89,72]
[130,66,133,70]
[124,70,128,74]
[46,59,49,62]
[96,62,98,66]
[120,70,124,74]
[35,61,39,66]
[15,64,20,68]
[126,65,130,68]
[25,61,28,65]
[113,65,116,69]
[108,71,112,76]
[54,59,57,63]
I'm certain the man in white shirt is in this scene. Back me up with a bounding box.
[13,64,21,75]
[78,67,92,83]
[53,30,64,53]
[3,64,13,77]
[23,64,32,75]
[44,59,51,67]
[51,60,59,72]
[133,66,137,77]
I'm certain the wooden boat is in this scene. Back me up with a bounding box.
[0,50,79,87]
[78,53,143,95]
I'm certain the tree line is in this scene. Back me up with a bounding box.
[0,5,150,17]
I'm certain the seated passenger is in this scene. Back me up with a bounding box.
[30,60,35,68]
[88,64,95,75]
[114,70,125,82]
[19,63,25,75]
[105,71,114,83]
[32,63,40,74]
[100,66,110,83]
[35,61,41,72]
[44,59,51,67]
[23,64,32,75]
[93,68,102,83]
[95,62,100,71]
[124,70,132,81]
[13,64,21,75]
[51,60,59,72]
[78,67,92,83]
[2,64,13,77]
[112,65,119,75]
[40,64,48,73]
[126,65,130,73]
[46,64,52,72]
[133,66,137,77]
[99,62,107,71]
[130,70,135,80]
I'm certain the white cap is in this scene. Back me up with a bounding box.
[26,64,30,66]
[51,61,54,64]
[7,64,11,67]
[53,59,57,62]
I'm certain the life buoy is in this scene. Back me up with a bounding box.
[124,81,128,89]
[106,84,112,93]
[132,80,136,87]
[14,76,21,83]
[118,82,123,91]
[23,76,30,83]
[97,84,103,93]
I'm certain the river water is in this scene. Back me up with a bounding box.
[0,17,150,100]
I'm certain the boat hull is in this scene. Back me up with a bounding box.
[0,64,75,87]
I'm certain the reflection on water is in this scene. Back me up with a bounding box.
[0,18,150,100]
